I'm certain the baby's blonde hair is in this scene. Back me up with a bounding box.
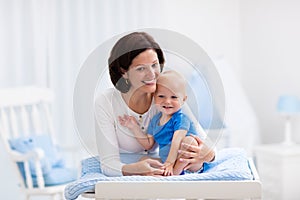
[156,70,187,99]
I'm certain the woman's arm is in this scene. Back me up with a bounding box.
[95,94,124,176]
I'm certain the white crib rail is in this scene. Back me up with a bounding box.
[32,105,43,134]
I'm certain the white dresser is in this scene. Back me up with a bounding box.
[254,144,300,200]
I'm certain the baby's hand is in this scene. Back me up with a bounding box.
[118,115,138,130]
[163,162,174,176]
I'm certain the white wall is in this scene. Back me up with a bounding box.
[161,0,242,76]
[240,0,300,143]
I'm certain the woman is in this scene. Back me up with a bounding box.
[95,32,215,177]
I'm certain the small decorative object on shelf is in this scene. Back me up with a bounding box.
[277,95,300,146]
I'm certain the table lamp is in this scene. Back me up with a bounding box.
[277,95,300,145]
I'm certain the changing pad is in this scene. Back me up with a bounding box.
[65,148,253,200]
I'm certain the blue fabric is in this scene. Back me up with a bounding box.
[80,157,102,176]
[9,135,63,175]
[32,167,77,187]
[148,109,198,162]
[64,148,253,200]
[9,134,77,187]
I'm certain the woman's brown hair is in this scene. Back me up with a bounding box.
[108,32,165,93]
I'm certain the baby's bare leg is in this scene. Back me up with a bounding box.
[173,135,198,175]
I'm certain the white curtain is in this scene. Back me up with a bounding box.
[0,0,48,87]
[0,0,167,149]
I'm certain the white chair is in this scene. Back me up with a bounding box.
[0,86,76,200]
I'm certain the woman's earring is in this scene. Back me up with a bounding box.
[125,79,129,85]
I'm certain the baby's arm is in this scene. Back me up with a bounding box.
[118,115,155,150]
[163,130,187,176]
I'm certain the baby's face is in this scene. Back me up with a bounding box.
[154,84,186,116]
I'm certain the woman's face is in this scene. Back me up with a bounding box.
[123,49,160,94]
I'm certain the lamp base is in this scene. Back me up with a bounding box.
[282,116,294,146]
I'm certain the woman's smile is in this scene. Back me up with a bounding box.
[142,79,156,85]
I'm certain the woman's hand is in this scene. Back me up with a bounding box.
[122,158,165,176]
[178,135,215,172]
